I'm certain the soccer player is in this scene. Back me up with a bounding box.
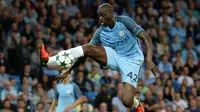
[49,71,87,112]
[40,3,160,112]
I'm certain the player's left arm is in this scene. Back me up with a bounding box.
[65,83,87,112]
[137,31,152,61]
[119,16,160,75]
[65,96,87,112]
[137,31,159,75]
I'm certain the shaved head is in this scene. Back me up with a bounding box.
[97,3,114,26]
[98,3,113,12]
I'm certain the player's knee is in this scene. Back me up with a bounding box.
[121,97,133,108]
[82,45,91,55]
[82,45,95,56]
[121,94,133,108]
[121,83,136,108]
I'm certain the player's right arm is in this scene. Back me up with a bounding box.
[65,82,88,112]
[88,27,101,45]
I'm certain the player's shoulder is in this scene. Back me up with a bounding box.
[116,15,135,23]
[97,25,106,32]
[116,15,130,20]
[70,82,80,89]
[70,81,77,86]
[55,83,62,92]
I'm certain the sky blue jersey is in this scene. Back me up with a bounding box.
[89,16,144,65]
[55,82,82,112]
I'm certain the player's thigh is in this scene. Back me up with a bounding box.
[119,59,141,88]
[83,45,119,70]
[83,45,107,66]
[119,60,141,104]
[103,46,119,71]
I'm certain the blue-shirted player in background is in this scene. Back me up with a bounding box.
[40,3,160,112]
[49,71,87,112]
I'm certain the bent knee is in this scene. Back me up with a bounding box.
[121,83,136,108]
[82,45,106,57]
[82,45,95,56]
[121,98,133,108]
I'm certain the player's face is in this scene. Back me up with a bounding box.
[97,6,113,26]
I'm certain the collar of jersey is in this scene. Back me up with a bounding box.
[105,22,118,32]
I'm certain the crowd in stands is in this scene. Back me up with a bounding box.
[0,0,200,112]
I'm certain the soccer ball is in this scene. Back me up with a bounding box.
[55,50,75,68]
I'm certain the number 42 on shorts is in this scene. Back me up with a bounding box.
[127,72,138,82]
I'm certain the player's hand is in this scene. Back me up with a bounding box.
[146,60,160,76]
[65,106,73,112]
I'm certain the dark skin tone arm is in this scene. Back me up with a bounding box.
[137,31,152,61]
[137,31,160,76]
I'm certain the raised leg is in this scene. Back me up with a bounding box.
[39,44,108,67]
[82,44,107,66]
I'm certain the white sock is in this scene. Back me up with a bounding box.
[69,46,84,59]
[132,98,139,108]
[47,55,57,66]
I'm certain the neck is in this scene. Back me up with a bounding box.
[63,78,70,85]
[108,18,115,29]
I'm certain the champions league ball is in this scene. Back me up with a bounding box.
[55,50,75,68]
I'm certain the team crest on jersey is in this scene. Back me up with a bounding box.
[119,30,124,37]
[66,90,71,94]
